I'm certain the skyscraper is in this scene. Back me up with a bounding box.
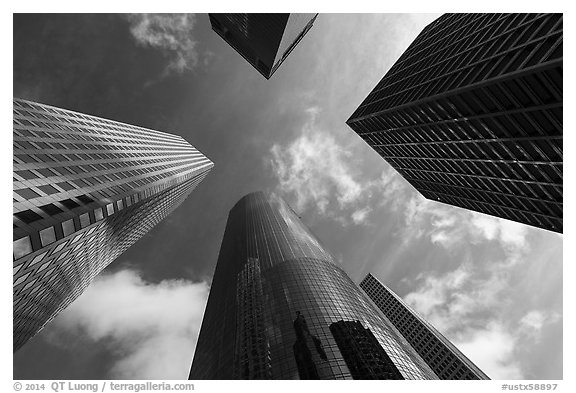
[360,273,489,380]
[189,191,440,380]
[347,13,563,232]
[13,98,213,352]
[209,13,318,79]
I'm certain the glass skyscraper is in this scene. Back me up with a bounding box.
[360,274,489,380]
[347,13,563,232]
[13,98,213,352]
[209,13,318,79]
[189,191,440,380]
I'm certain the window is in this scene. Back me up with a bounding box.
[62,219,75,237]
[15,188,41,199]
[37,168,57,178]
[39,203,63,216]
[79,213,90,228]
[16,170,38,180]
[14,209,43,224]
[61,199,80,210]
[106,203,114,216]
[94,207,104,221]
[77,195,94,205]
[17,154,38,163]
[117,199,124,210]
[56,181,75,191]
[14,236,33,259]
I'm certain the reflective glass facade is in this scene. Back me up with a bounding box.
[360,274,489,380]
[189,192,437,380]
[347,14,563,233]
[13,98,213,352]
[209,13,318,79]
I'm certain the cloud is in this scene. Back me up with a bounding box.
[123,14,199,77]
[401,192,530,256]
[45,269,209,379]
[404,264,473,330]
[454,322,523,379]
[398,192,552,379]
[401,204,560,380]
[269,107,409,226]
[351,207,372,225]
[518,310,562,342]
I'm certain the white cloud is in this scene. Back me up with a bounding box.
[124,14,199,76]
[471,213,529,249]
[269,108,409,226]
[454,322,523,379]
[46,269,209,379]
[351,207,372,225]
[404,264,472,330]
[518,310,562,342]
[401,193,530,255]
[401,203,555,380]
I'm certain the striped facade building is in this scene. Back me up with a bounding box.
[209,13,318,79]
[13,98,213,351]
[360,274,489,380]
[347,13,563,232]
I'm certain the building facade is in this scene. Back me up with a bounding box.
[209,13,318,79]
[13,98,213,352]
[347,13,563,232]
[360,273,489,380]
[189,191,439,380]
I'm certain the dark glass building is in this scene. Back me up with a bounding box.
[347,14,563,232]
[13,98,213,352]
[189,191,438,380]
[209,13,318,79]
[360,273,489,380]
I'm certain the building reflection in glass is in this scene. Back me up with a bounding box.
[189,191,437,380]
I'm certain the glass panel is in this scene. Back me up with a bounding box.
[62,219,75,237]
[14,236,33,259]
[79,213,90,228]
[94,208,104,221]
[39,226,56,247]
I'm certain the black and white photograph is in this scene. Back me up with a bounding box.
[11,5,565,389]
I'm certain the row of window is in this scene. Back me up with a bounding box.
[13,192,142,260]
[424,188,560,232]
[373,14,559,103]
[14,162,197,204]
[14,99,184,144]
[379,19,559,105]
[360,277,485,379]
[13,172,205,351]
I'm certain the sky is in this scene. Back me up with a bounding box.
[11,13,563,381]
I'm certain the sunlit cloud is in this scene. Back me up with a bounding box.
[454,322,523,379]
[269,107,409,226]
[44,269,209,379]
[123,14,199,77]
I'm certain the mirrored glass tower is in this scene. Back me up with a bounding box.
[360,273,489,380]
[347,14,563,232]
[13,98,213,352]
[209,13,318,79]
[189,191,440,380]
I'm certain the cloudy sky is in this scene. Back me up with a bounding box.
[12,13,563,380]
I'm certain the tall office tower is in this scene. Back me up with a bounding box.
[360,274,489,380]
[209,13,318,79]
[347,13,563,232]
[189,191,439,380]
[13,98,213,352]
